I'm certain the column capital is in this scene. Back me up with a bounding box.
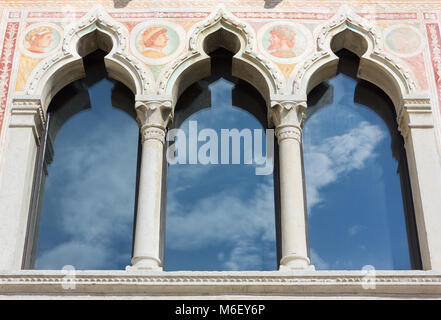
[276,126,302,143]
[10,97,45,144]
[269,98,307,129]
[135,95,173,130]
[397,96,433,140]
[269,98,306,143]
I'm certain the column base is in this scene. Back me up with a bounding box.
[279,254,315,271]
[127,256,163,271]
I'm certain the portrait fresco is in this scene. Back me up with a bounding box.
[131,21,185,65]
[384,24,423,58]
[258,22,312,64]
[20,23,62,58]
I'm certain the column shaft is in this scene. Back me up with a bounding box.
[131,127,166,270]
[277,126,312,270]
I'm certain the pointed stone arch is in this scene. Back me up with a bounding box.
[290,5,419,111]
[23,5,154,112]
[156,6,284,113]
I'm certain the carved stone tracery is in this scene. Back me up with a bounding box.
[23,5,154,111]
[157,6,285,109]
[290,5,418,107]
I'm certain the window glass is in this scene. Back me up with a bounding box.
[304,71,413,270]
[165,78,277,271]
[34,67,139,270]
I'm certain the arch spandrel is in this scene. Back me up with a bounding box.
[156,6,285,113]
[290,5,420,113]
[23,5,154,112]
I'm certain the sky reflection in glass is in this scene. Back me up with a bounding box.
[304,73,412,270]
[164,78,277,271]
[34,78,138,270]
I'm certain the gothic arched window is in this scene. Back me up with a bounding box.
[26,50,140,270]
[164,49,278,271]
[304,49,421,270]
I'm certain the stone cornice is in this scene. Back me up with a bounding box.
[397,97,434,139]
[0,271,441,297]
[9,97,45,142]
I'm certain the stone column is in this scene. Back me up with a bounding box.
[398,97,441,270]
[129,97,172,270]
[0,97,44,270]
[270,99,314,270]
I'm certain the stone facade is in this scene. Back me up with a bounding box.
[0,0,441,299]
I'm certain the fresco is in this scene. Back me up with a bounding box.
[20,23,62,58]
[384,24,423,58]
[131,21,185,65]
[258,22,311,64]
[2,4,440,141]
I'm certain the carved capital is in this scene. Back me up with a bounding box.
[276,126,302,143]
[397,97,433,140]
[10,97,45,143]
[269,98,307,129]
[135,96,173,129]
[135,96,173,144]
[141,127,166,144]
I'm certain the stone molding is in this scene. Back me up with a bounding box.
[0,271,441,297]
[157,6,284,106]
[275,126,302,143]
[397,96,434,139]
[23,5,153,110]
[290,5,417,109]
[140,127,167,144]
[9,97,45,143]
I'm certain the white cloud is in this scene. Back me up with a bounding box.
[221,240,265,271]
[348,225,366,237]
[166,176,277,270]
[35,241,114,270]
[35,107,138,270]
[309,248,329,270]
[303,121,386,212]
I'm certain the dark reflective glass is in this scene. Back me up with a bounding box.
[165,75,277,271]
[304,51,418,270]
[33,51,139,270]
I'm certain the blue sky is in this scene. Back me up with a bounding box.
[164,79,276,271]
[35,73,412,271]
[303,73,411,270]
[35,78,138,270]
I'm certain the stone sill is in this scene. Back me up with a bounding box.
[0,270,441,298]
